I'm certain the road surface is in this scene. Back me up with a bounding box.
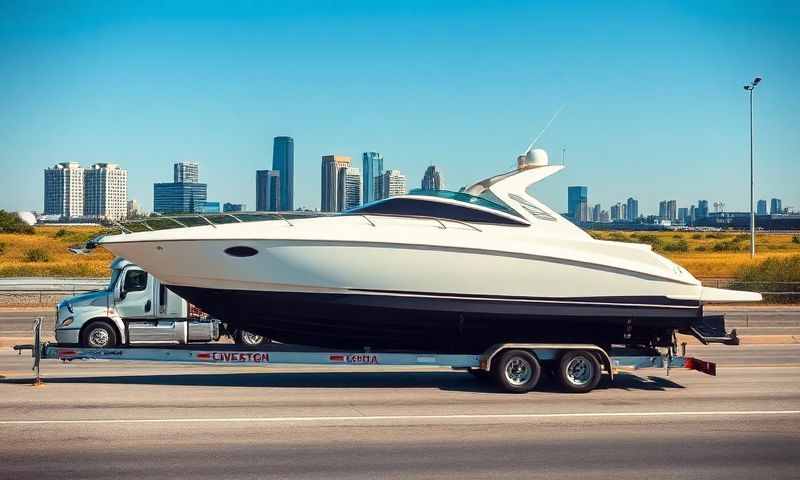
[1,343,798,479]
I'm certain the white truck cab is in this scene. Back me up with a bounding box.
[55,257,266,348]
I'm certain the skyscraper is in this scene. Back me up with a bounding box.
[667,200,677,221]
[567,186,588,222]
[154,163,207,214]
[421,165,444,191]
[375,170,407,200]
[678,207,689,223]
[362,152,384,203]
[84,163,128,220]
[771,198,782,214]
[757,199,768,215]
[697,200,709,219]
[659,200,668,220]
[321,155,352,212]
[338,167,362,211]
[256,170,280,212]
[610,203,621,221]
[44,162,84,219]
[272,136,294,211]
[592,204,601,222]
[620,203,627,222]
[626,197,638,222]
[174,162,199,183]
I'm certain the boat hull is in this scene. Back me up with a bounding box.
[169,285,698,353]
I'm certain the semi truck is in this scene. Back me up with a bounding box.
[55,257,267,348]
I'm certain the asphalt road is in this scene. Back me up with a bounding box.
[1,344,799,479]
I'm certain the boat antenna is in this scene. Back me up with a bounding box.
[523,104,565,155]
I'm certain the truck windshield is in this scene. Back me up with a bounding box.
[107,269,121,291]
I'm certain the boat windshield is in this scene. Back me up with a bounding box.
[407,189,521,218]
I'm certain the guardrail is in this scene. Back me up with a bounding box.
[0,279,108,304]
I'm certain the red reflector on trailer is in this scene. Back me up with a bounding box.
[686,357,716,376]
[329,355,344,362]
[196,353,210,360]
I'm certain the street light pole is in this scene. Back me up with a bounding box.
[744,76,762,258]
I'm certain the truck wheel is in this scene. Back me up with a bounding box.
[557,350,602,393]
[234,330,269,346]
[493,349,541,393]
[81,321,118,348]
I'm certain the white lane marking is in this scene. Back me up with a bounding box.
[0,410,798,426]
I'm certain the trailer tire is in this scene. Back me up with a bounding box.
[493,349,541,393]
[233,330,270,347]
[557,350,602,393]
[80,320,118,348]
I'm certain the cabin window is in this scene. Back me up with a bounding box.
[123,270,148,292]
[352,198,526,225]
[225,246,259,257]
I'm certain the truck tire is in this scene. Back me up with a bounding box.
[234,330,269,347]
[81,321,118,348]
[492,349,541,393]
[557,350,602,393]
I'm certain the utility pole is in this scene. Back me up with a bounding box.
[744,76,762,258]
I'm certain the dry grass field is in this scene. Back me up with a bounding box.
[0,226,798,279]
[590,230,800,278]
[0,226,113,277]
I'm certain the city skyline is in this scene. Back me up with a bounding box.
[1,2,798,214]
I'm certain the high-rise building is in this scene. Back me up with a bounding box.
[610,203,621,221]
[362,152,384,203]
[375,170,408,200]
[44,162,84,219]
[689,205,696,223]
[592,204,601,222]
[626,197,638,222]
[697,200,709,219]
[153,183,207,214]
[421,165,444,191]
[757,199,768,215]
[658,201,667,219]
[127,199,142,219]
[321,155,352,212]
[567,186,588,222]
[272,136,294,211]
[84,163,128,220]
[667,200,677,221]
[223,203,245,212]
[678,207,689,223]
[771,198,782,214]
[256,170,281,212]
[174,162,199,183]
[154,163,207,214]
[620,203,627,222]
[338,167,362,211]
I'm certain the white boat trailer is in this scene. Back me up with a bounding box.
[14,318,716,393]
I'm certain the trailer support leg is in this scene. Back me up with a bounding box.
[32,317,44,387]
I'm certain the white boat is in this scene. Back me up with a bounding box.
[94,149,759,352]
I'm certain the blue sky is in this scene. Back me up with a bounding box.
[1,0,797,214]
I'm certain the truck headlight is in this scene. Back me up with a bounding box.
[61,317,74,327]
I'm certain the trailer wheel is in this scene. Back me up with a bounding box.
[81,321,118,348]
[557,350,602,393]
[234,330,269,346]
[493,349,541,393]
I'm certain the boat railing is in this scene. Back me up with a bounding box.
[109,211,483,235]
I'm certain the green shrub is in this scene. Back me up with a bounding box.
[54,229,69,238]
[0,210,34,234]
[0,242,5,255]
[694,245,707,252]
[672,234,682,239]
[713,241,740,252]
[691,233,702,240]
[732,234,749,243]
[733,255,800,304]
[705,233,728,240]
[663,239,689,252]
[606,232,630,242]
[793,236,800,244]
[23,248,50,262]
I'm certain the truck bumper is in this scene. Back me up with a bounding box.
[55,327,80,345]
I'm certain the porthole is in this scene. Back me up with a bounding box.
[224,246,258,257]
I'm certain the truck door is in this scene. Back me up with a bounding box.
[115,268,154,319]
